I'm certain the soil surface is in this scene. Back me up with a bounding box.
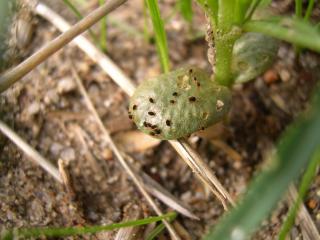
[0,1,320,239]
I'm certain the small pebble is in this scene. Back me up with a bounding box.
[307,199,318,209]
[263,69,279,84]
[279,69,291,82]
[27,102,40,116]
[60,147,76,161]
[57,77,76,94]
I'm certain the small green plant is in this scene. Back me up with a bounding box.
[131,0,320,239]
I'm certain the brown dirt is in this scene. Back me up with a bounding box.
[1,1,320,239]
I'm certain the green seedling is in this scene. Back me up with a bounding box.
[129,67,231,140]
[232,32,279,83]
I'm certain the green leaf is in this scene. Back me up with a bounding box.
[146,0,170,73]
[295,0,303,18]
[243,17,320,52]
[304,0,315,21]
[203,86,320,240]
[178,0,193,22]
[1,212,176,239]
[278,148,320,240]
[146,212,177,240]
[235,0,251,24]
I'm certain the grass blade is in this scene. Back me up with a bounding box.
[146,212,178,240]
[304,0,315,21]
[62,0,99,44]
[278,148,320,240]
[203,86,320,240]
[1,212,176,239]
[178,0,193,22]
[99,0,107,52]
[235,0,251,24]
[295,0,303,18]
[243,17,320,52]
[145,0,170,73]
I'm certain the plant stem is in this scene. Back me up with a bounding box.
[304,0,315,21]
[146,0,170,73]
[99,0,107,52]
[218,0,234,32]
[214,32,238,87]
[213,0,240,87]
[243,18,320,53]
[278,148,320,240]
[244,0,262,22]
[295,0,303,18]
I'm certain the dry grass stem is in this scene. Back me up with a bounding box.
[0,120,62,183]
[124,153,199,220]
[71,66,181,240]
[35,2,135,96]
[35,3,233,209]
[0,0,127,92]
[58,159,77,200]
[288,185,320,240]
[115,204,143,240]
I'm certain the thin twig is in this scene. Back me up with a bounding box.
[0,0,127,92]
[172,139,234,208]
[35,2,135,96]
[35,2,233,209]
[71,66,181,240]
[124,153,199,220]
[0,120,62,183]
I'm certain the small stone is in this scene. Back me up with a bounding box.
[50,142,63,156]
[57,77,76,94]
[279,69,290,82]
[216,100,224,111]
[263,69,279,84]
[44,89,59,105]
[307,199,318,209]
[60,147,76,161]
[27,102,40,116]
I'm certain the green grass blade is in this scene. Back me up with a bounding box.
[146,0,170,73]
[1,212,176,240]
[203,87,320,240]
[244,0,262,22]
[146,212,177,240]
[235,0,251,24]
[143,0,152,42]
[278,148,320,240]
[243,17,320,52]
[61,0,99,46]
[178,0,193,22]
[62,0,82,18]
[304,0,315,21]
[99,0,107,52]
[295,0,303,18]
